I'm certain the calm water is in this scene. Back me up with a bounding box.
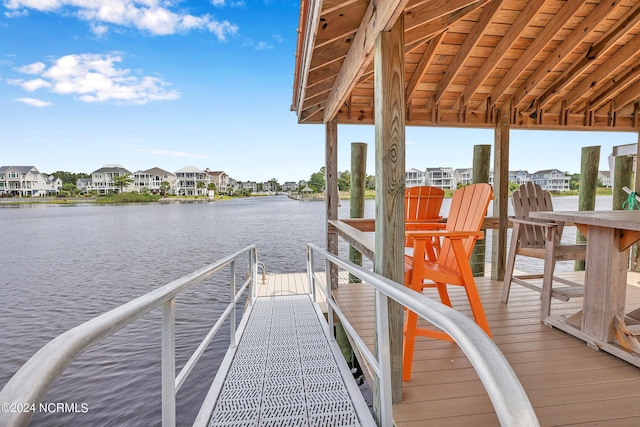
[0,195,612,425]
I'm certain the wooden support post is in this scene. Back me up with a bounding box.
[471,144,491,277]
[491,111,509,281]
[326,119,339,289]
[613,155,634,210]
[633,136,640,271]
[575,146,600,271]
[349,142,367,282]
[374,14,405,404]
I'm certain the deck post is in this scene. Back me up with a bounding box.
[349,142,367,282]
[491,111,509,281]
[613,155,633,210]
[472,144,491,277]
[326,119,340,289]
[575,146,600,271]
[374,14,405,406]
[161,299,176,427]
[633,136,640,271]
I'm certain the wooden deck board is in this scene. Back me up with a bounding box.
[332,270,640,426]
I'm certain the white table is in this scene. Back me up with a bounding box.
[530,210,640,364]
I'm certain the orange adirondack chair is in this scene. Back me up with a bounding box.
[403,183,493,381]
[405,186,445,251]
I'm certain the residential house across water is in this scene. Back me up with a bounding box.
[0,166,62,197]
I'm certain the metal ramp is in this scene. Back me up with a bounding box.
[207,295,373,426]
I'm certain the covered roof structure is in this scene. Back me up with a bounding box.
[291,0,640,414]
[292,0,640,130]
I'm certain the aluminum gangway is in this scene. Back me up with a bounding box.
[201,295,373,426]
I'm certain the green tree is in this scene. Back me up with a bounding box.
[61,183,80,196]
[338,170,351,191]
[51,171,90,185]
[159,181,171,196]
[112,174,134,193]
[569,173,580,191]
[365,175,376,190]
[308,167,325,192]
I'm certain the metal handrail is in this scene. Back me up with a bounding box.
[0,245,259,427]
[306,243,539,427]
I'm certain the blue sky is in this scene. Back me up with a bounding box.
[1,1,638,183]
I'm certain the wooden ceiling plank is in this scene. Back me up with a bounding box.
[404,1,488,53]
[562,35,640,109]
[433,0,504,105]
[487,0,583,108]
[511,0,623,110]
[536,1,640,110]
[315,2,369,48]
[406,32,445,105]
[323,0,410,122]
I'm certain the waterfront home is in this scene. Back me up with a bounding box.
[0,166,62,197]
[405,168,424,187]
[509,170,531,185]
[424,167,455,190]
[86,165,132,195]
[530,169,571,192]
[282,181,299,192]
[598,170,612,188]
[132,167,176,195]
[175,166,210,196]
[453,168,473,187]
[204,170,230,194]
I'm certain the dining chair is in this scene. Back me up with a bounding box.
[500,182,586,320]
[404,186,445,253]
[403,183,493,381]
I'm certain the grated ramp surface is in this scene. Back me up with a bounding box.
[208,295,363,426]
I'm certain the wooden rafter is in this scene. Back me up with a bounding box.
[405,32,444,105]
[511,0,622,110]
[323,0,409,122]
[404,1,488,53]
[586,60,640,112]
[535,2,640,111]
[487,0,583,109]
[563,36,640,110]
[613,79,640,113]
[433,0,504,105]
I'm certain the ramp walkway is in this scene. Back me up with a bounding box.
[207,295,373,426]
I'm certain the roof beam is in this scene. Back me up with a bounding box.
[563,35,640,110]
[613,77,640,113]
[534,1,640,111]
[432,0,504,105]
[323,0,409,122]
[486,0,580,108]
[404,1,488,53]
[511,0,622,110]
[406,32,444,105]
[588,61,640,112]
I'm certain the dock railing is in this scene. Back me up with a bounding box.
[306,243,539,427]
[0,245,259,427]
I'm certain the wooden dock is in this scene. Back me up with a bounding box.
[259,269,640,426]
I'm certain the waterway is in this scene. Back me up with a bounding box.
[0,194,614,425]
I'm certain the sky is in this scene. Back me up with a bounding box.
[1,1,638,183]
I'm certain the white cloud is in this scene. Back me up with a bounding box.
[16,97,52,107]
[4,0,238,40]
[11,53,180,105]
[272,33,283,43]
[255,41,273,50]
[16,61,45,74]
